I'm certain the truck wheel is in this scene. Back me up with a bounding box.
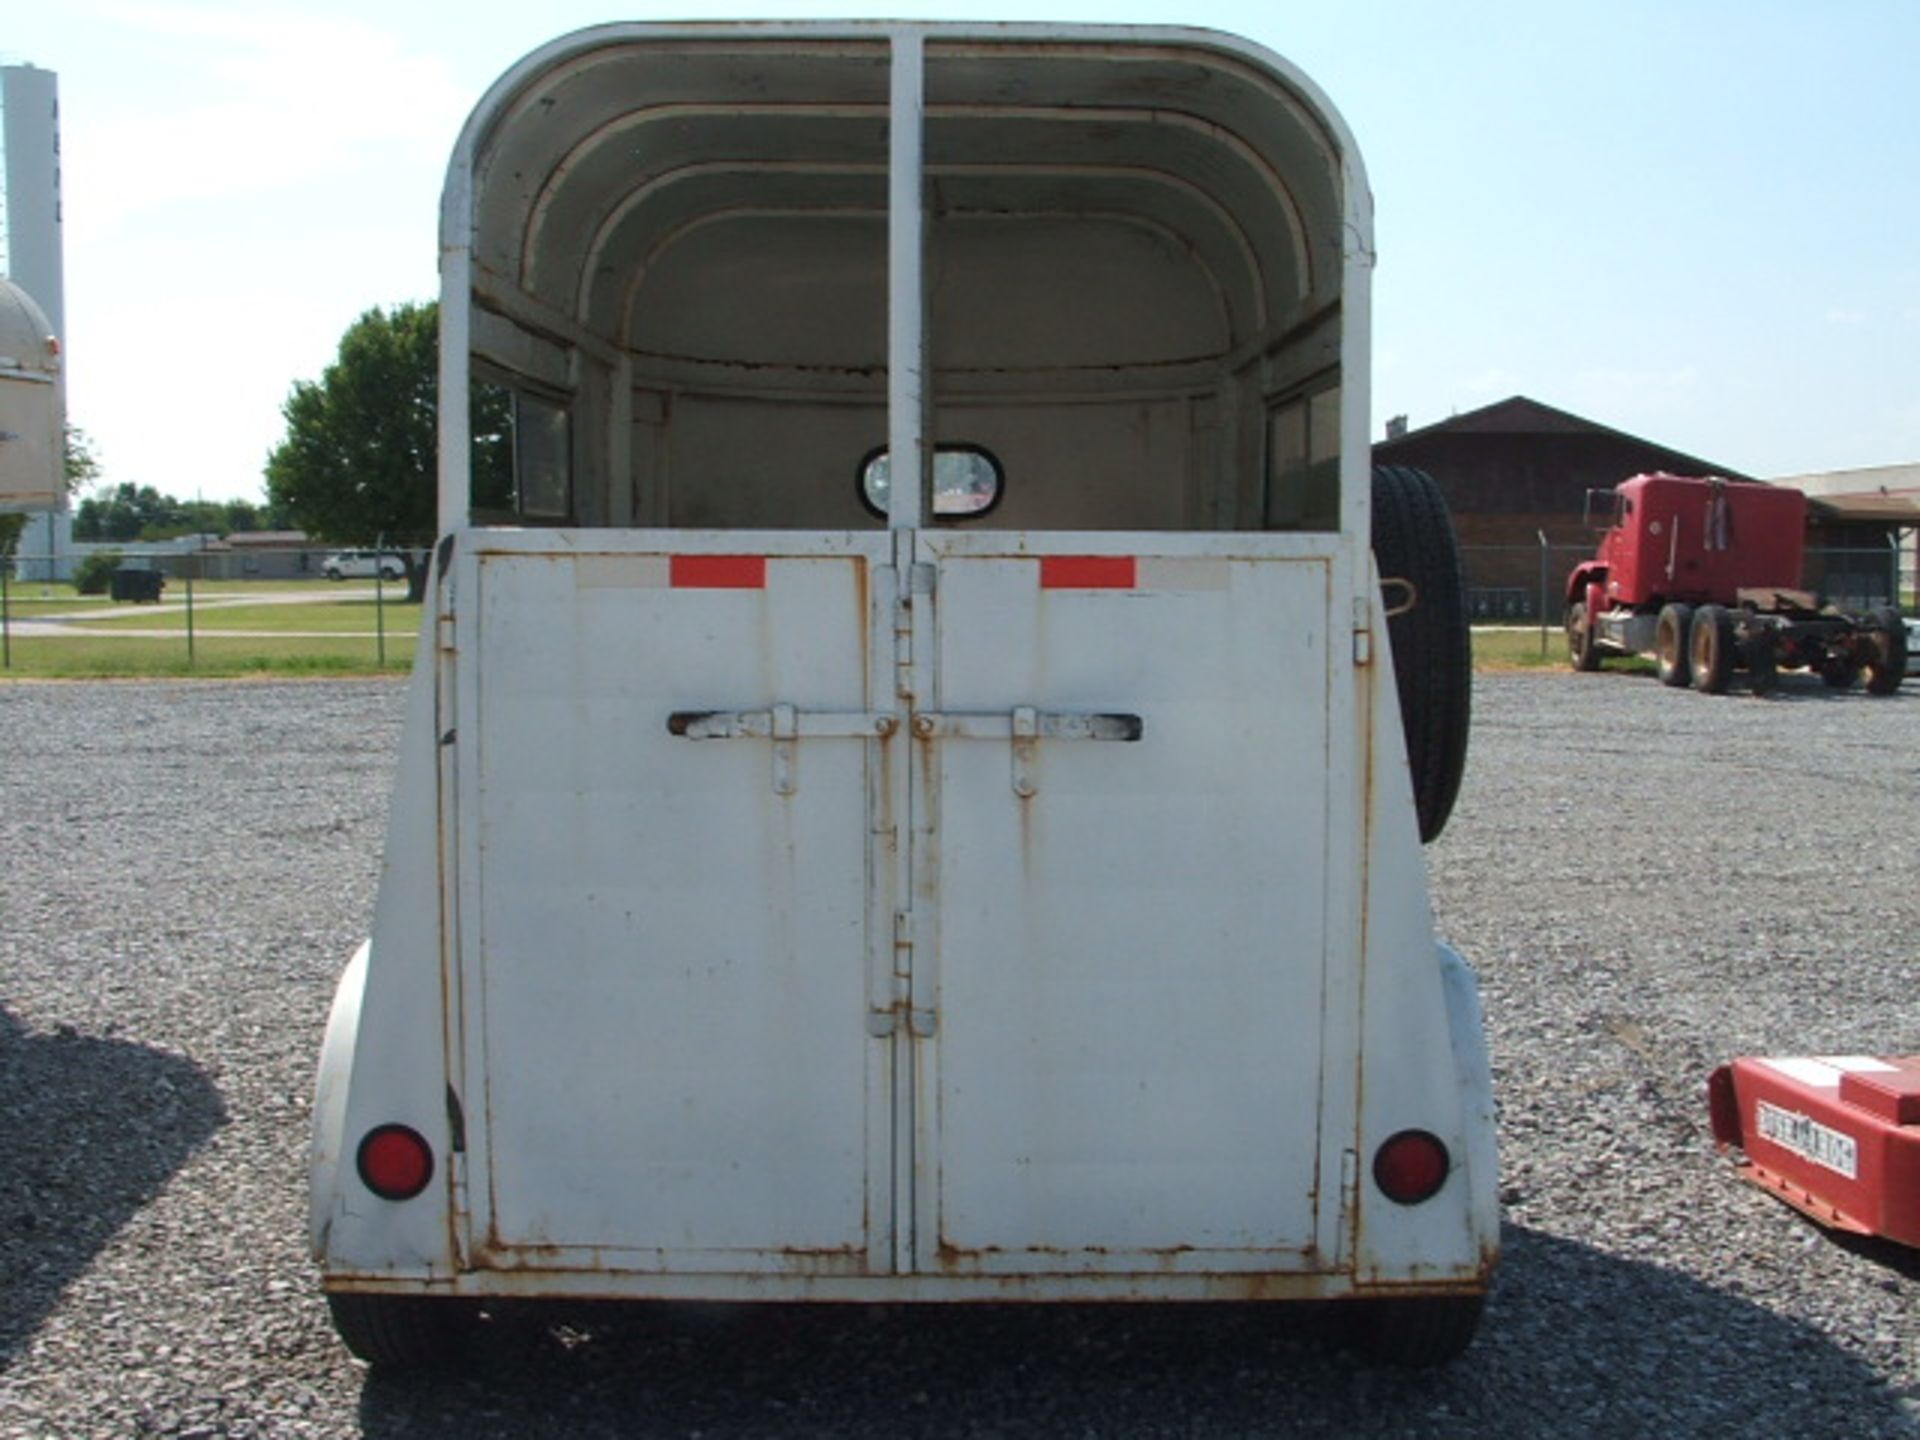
[1371,465,1471,844]
[1566,602,1601,671]
[1689,604,1735,694]
[1655,603,1693,687]
[1343,1293,1485,1367]
[1863,606,1908,695]
[326,1291,472,1369]
[1820,656,1859,689]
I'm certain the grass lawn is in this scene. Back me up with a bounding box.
[0,632,416,678]
[62,598,423,634]
[1471,625,1562,670]
[1472,624,1656,675]
[0,594,118,619]
[1,580,422,675]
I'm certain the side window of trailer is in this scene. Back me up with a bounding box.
[471,379,574,524]
[1264,382,1341,531]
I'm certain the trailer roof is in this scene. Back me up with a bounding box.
[445,22,1364,353]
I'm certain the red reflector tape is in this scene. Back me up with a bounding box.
[671,555,766,589]
[1041,556,1136,589]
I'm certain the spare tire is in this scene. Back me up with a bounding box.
[1372,465,1471,844]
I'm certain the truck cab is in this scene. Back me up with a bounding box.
[309,21,1497,1369]
[1567,472,1906,693]
[1574,472,1806,613]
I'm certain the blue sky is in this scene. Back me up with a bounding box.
[6,0,1918,504]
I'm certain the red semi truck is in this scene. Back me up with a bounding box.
[1565,473,1907,694]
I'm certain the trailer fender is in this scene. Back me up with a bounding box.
[308,596,459,1279]
[309,941,371,1256]
[1438,942,1500,1249]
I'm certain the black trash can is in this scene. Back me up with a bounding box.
[110,566,166,603]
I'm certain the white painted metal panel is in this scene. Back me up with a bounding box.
[462,539,892,1273]
[920,537,1333,1274]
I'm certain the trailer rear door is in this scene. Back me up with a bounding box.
[913,533,1337,1276]
[453,528,1342,1282]
[453,533,897,1277]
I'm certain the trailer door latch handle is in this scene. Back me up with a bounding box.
[909,706,1143,796]
[668,706,898,795]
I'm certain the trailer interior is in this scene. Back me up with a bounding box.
[447,27,1365,537]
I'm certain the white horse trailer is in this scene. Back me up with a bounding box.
[309,21,1496,1369]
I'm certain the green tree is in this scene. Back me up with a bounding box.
[74,482,194,541]
[65,425,101,494]
[71,484,267,543]
[265,301,513,601]
[221,498,267,534]
[266,302,437,598]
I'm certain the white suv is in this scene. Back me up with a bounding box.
[321,550,405,581]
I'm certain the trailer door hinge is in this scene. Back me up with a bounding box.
[875,913,925,1036]
[445,1084,468,1152]
[869,910,929,1037]
[892,564,933,672]
[1352,596,1373,666]
[1336,1147,1360,1267]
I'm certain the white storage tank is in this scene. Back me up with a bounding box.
[0,277,62,511]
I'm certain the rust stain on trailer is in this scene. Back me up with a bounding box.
[854,558,871,680]
[929,1237,1347,1301]
[773,1244,872,1278]
[466,1241,870,1279]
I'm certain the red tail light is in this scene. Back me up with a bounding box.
[356,1124,435,1201]
[1373,1129,1450,1205]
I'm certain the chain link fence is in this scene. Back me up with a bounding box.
[5,539,434,586]
[0,541,432,672]
[1462,540,1907,627]
[5,532,1905,672]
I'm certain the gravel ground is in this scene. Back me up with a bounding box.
[1,669,1917,1437]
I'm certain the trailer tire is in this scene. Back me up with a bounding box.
[1655,603,1693,687]
[1863,606,1908,695]
[1566,602,1601,672]
[1371,465,1471,843]
[1689,604,1735,694]
[326,1291,474,1370]
[1343,1293,1485,1368]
